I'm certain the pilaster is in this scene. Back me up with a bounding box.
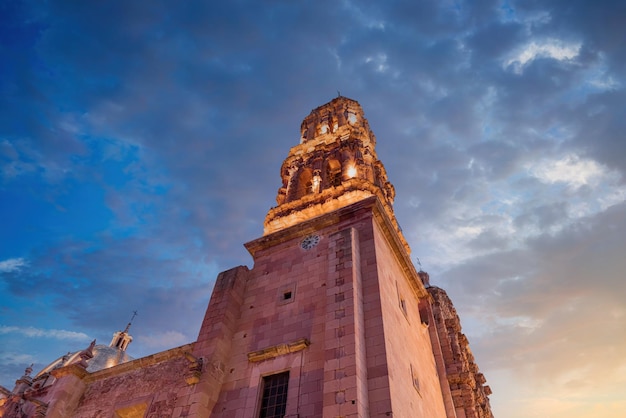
[322,227,370,417]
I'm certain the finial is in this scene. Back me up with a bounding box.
[337,90,341,97]
[416,260,430,288]
[54,352,72,370]
[75,340,95,369]
[24,364,33,376]
[124,310,138,333]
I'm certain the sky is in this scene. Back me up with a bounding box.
[1,0,625,416]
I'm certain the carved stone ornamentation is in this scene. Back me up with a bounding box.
[429,286,494,418]
[183,352,204,385]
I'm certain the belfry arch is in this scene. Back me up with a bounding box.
[288,167,314,200]
[325,158,342,188]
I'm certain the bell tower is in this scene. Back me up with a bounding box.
[264,97,408,253]
[191,96,458,417]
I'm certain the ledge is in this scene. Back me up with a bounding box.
[247,338,310,363]
[264,178,397,236]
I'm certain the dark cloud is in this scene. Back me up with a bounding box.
[467,21,526,65]
[514,201,569,230]
[570,89,626,176]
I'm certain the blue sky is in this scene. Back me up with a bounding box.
[1,1,626,416]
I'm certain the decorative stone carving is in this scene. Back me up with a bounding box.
[428,285,494,418]
[183,352,203,385]
[265,97,403,244]
[74,339,96,369]
[207,359,225,380]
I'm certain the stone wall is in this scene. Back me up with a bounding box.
[370,218,448,418]
[77,360,185,417]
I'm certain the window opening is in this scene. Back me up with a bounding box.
[278,283,296,305]
[418,300,430,326]
[293,169,313,199]
[400,298,408,317]
[259,371,289,418]
[326,160,342,187]
[396,281,408,319]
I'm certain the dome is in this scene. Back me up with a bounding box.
[35,324,135,379]
[35,344,134,378]
[86,344,134,372]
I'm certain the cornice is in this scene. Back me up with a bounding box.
[247,338,310,362]
[248,196,427,299]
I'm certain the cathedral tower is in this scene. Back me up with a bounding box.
[189,96,491,417]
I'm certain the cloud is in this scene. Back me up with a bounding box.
[137,331,189,350]
[0,326,90,341]
[528,154,607,189]
[0,258,27,273]
[0,352,37,365]
[504,39,581,74]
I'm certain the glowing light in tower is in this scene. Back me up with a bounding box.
[347,165,357,178]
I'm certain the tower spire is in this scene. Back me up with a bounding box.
[109,311,136,351]
[123,310,138,333]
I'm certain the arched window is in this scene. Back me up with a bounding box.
[326,159,342,188]
[290,168,313,200]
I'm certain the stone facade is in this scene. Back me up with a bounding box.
[0,96,493,418]
[425,277,493,418]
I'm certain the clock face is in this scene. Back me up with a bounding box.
[301,234,320,250]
